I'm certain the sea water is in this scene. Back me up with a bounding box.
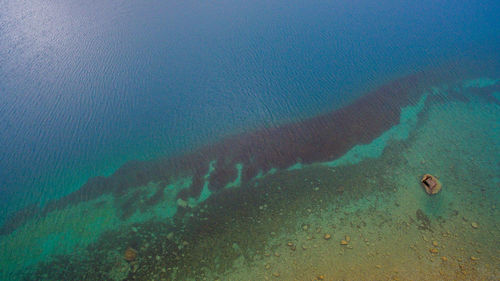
[0,0,498,280]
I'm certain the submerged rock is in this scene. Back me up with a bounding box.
[421,174,442,195]
[124,247,138,262]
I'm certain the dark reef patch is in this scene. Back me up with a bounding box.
[1,64,495,235]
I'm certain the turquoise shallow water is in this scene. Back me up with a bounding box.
[0,0,499,280]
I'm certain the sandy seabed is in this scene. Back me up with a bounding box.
[207,96,499,280]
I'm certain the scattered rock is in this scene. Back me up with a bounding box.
[108,255,131,281]
[416,209,432,231]
[340,240,348,245]
[471,222,479,229]
[324,234,331,240]
[470,256,479,261]
[272,272,280,277]
[432,241,438,247]
[345,235,351,242]
[265,264,271,270]
[429,248,438,254]
[441,256,448,262]
[124,247,138,262]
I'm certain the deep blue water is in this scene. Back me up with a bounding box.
[0,0,499,221]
